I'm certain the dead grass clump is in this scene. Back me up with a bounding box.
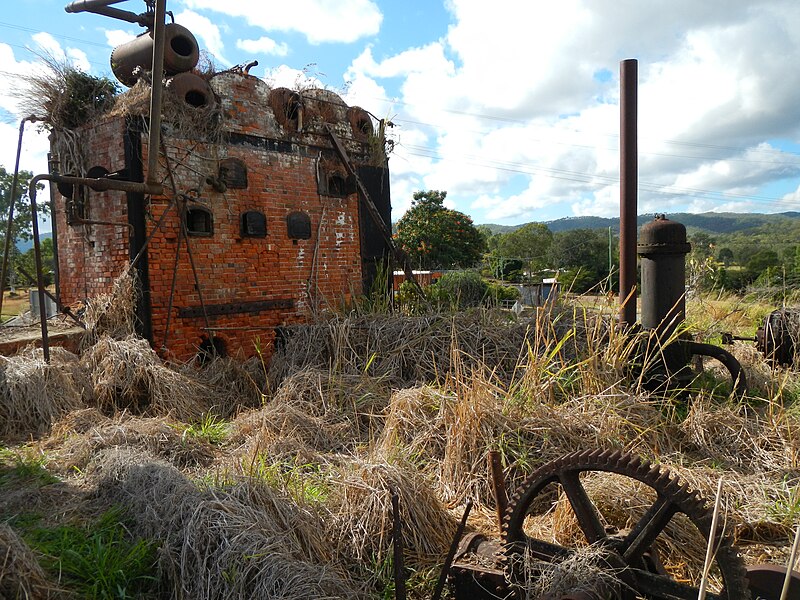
[83,335,211,420]
[269,311,544,387]
[0,523,55,600]
[233,368,388,452]
[89,448,362,600]
[80,269,140,347]
[512,544,623,600]
[0,348,83,440]
[680,396,800,472]
[184,355,268,415]
[377,386,447,460]
[230,398,348,459]
[42,412,215,473]
[326,455,457,566]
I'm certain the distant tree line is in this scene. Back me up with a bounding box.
[395,189,800,297]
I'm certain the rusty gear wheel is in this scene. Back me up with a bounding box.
[501,449,750,599]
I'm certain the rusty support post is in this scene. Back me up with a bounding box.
[488,450,508,531]
[146,0,166,187]
[432,499,473,600]
[28,176,50,362]
[0,116,36,322]
[619,59,638,328]
[391,489,406,600]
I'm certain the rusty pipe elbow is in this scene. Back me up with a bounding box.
[682,340,748,398]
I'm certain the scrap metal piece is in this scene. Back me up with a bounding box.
[757,309,799,367]
[501,449,750,599]
[747,564,800,600]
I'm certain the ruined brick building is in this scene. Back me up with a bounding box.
[52,25,391,360]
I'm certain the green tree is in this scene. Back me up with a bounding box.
[717,247,734,266]
[494,222,553,276]
[395,190,487,269]
[0,166,46,243]
[548,228,612,293]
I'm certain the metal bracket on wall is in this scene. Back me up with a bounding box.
[177,299,294,319]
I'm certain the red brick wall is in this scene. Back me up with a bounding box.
[55,118,131,305]
[55,72,378,361]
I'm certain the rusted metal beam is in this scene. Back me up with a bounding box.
[488,450,508,531]
[619,58,638,328]
[391,490,407,600]
[325,125,426,300]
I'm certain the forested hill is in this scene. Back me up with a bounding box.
[481,212,800,235]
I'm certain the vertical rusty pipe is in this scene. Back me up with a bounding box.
[47,154,61,306]
[488,450,508,530]
[0,117,32,321]
[146,0,166,187]
[391,490,406,600]
[619,59,638,328]
[28,175,50,362]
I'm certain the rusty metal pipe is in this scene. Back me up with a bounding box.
[432,499,473,600]
[619,59,638,328]
[146,0,166,188]
[0,116,36,323]
[64,0,126,12]
[488,450,508,531]
[64,0,148,25]
[35,173,162,196]
[27,175,51,362]
[682,341,748,398]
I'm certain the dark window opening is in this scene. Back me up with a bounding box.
[241,210,267,237]
[327,173,348,196]
[219,158,248,189]
[197,335,227,365]
[185,206,213,236]
[287,211,311,240]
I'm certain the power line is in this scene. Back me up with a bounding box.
[0,19,112,49]
[397,142,800,210]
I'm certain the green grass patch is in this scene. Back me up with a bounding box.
[0,448,60,487]
[179,412,230,445]
[23,507,159,599]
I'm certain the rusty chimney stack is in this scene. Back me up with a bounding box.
[619,58,638,328]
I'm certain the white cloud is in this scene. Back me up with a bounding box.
[347,0,800,222]
[104,29,138,48]
[262,65,325,90]
[236,36,289,57]
[181,0,382,44]
[174,9,230,66]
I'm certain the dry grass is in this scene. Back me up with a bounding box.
[2,291,800,598]
[0,523,56,600]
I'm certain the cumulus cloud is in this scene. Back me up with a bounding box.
[104,29,137,48]
[236,36,289,57]
[181,0,382,44]
[174,9,230,66]
[345,0,800,222]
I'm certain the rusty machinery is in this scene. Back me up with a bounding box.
[635,215,748,396]
[446,449,800,600]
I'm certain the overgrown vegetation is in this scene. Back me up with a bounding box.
[1,267,800,598]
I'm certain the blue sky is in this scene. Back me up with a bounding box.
[2,0,800,226]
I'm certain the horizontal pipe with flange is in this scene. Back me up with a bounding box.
[65,0,150,25]
[33,173,163,196]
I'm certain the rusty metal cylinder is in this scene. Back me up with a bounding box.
[111,23,199,87]
[166,72,215,109]
[637,215,691,337]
